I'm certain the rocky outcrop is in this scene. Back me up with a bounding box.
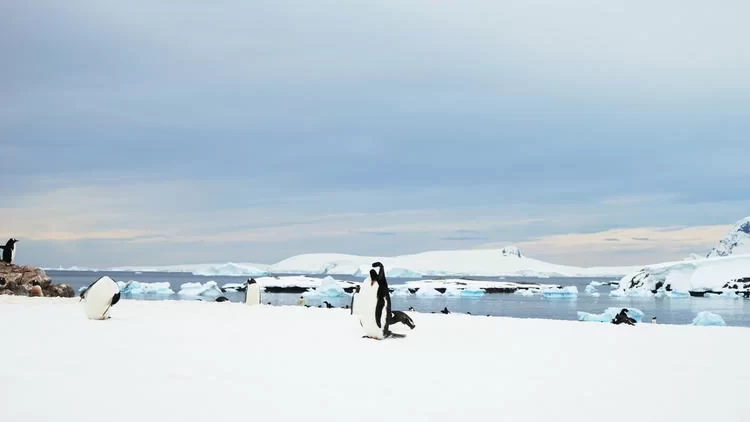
[0,263,74,297]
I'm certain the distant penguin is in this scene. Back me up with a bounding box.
[80,276,121,320]
[323,301,334,309]
[0,238,19,264]
[440,307,450,314]
[350,285,360,315]
[298,296,305,306]
[215,296,230,302]
[651,316,657,324]
[408,306,415,311]
[244,278,260,306]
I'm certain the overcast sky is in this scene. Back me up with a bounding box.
[2,1,749,268]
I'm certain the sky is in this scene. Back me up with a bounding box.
[2,0,749,268]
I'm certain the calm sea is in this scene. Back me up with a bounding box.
[48,270,750,328]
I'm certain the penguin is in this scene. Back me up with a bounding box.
[0,238,19,264]
[244,278,260,306]
[356,262,392,339]
[215,296,230,302]
[323,301,334,309]
[440,306,450,314]
[651,316,657,324]
[350,285,360,315]
[298,296,305,306]
[80,276,121,320]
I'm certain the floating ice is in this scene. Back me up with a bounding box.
[301,276,348,298]
[542,286,578,298]
[460,288,485,297]
[443,287,462,296]
[692,311,726,326]
[585,283,600,297]
[415,287,442,297]
[390,286,413,297]
[221,282,245,291]
[117,280,174,296]
[178,281,223,297]
[514,288,537,296]
[578,307,645,323]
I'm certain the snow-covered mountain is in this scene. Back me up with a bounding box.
[706,216,750,258]
[267,247,638,278]
[615,217,750,296]
[54,246,639,278]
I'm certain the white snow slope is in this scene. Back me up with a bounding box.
[268,247,639,278]
[1,297,748,422]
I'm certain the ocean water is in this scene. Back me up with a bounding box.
[49,270,750,328]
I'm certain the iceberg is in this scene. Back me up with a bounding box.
[117,280,174,296]
[415,288,442,297]
[584,283,600,297]
[301,276,348,297]
[692,311,727,326]
[460,288,486,297]
[578,307,645,323]
[542,286,578,298]
[177,281,223,297]
[514,289,537,296]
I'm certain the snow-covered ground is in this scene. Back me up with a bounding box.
[1,296,747,422]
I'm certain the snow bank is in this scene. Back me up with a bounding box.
[692,311,727,326]
[1,296,747,422]
[578,307,645,323]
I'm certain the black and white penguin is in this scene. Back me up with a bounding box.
[80,276,121,320]
[215,296,230,302]
[357,262,392,339]
[0,238,19,264]
[323,301,334,309]
[244,278,260,306]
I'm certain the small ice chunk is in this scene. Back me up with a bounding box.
[585,283,600,297]
[178,281,223,297]
[692,311,726,326]
[542,286,578,298]
[460,288,485,297]
[117,280,174,296]
[415,287,442,297]
[514,289,537,296]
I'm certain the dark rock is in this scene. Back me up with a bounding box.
[0,262,74,297]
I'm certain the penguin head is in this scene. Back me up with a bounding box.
[6,238,18,246]
[247,278,257,285]
[368,269,379,286]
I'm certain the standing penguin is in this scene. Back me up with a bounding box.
[350,285,360,315]
[80,276,121,320]
[357,262,396,339]
[0,238,19,264]
[244,278,261,306]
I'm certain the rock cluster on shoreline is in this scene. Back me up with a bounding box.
[0,263,74,297]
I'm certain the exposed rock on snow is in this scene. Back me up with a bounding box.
[0,263,74,297]
[707,217,750,258]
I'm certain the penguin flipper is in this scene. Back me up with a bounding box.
[110,292,121,306]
